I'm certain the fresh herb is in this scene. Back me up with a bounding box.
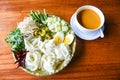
[5,28,25,52]
[30,9,48,26]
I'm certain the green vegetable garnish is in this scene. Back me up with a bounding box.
[30,9,54,41]
[5,28,25,52]
[32,27,53,41]
[30,9,48,26]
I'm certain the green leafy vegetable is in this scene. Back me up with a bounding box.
[5,28,25,52]
[30,9,48,26]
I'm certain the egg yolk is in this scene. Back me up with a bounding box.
[54,36,62,44]
[64,38,70,44]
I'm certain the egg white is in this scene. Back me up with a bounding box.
[64,34,74,45]
[54,32,64,44]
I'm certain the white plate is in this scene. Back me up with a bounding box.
[70,14,104,40]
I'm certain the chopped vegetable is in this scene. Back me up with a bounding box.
[30,9,48,26]
[46,16,69,32]
[32,27,53,41]
[5,28,25,52]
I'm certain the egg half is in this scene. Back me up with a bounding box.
[54,32,64,44]
[64,34,74,45]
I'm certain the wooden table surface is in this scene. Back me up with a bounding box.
[0,0,120,80]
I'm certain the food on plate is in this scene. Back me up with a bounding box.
[5,10,76,76]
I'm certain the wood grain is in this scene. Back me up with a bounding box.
[0,0,120,80]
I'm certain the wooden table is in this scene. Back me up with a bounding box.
[0,0,120,80]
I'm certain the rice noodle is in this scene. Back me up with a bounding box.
[17,16,74,74]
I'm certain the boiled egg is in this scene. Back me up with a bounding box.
[54,32,64,44]
[64,34,74,45]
